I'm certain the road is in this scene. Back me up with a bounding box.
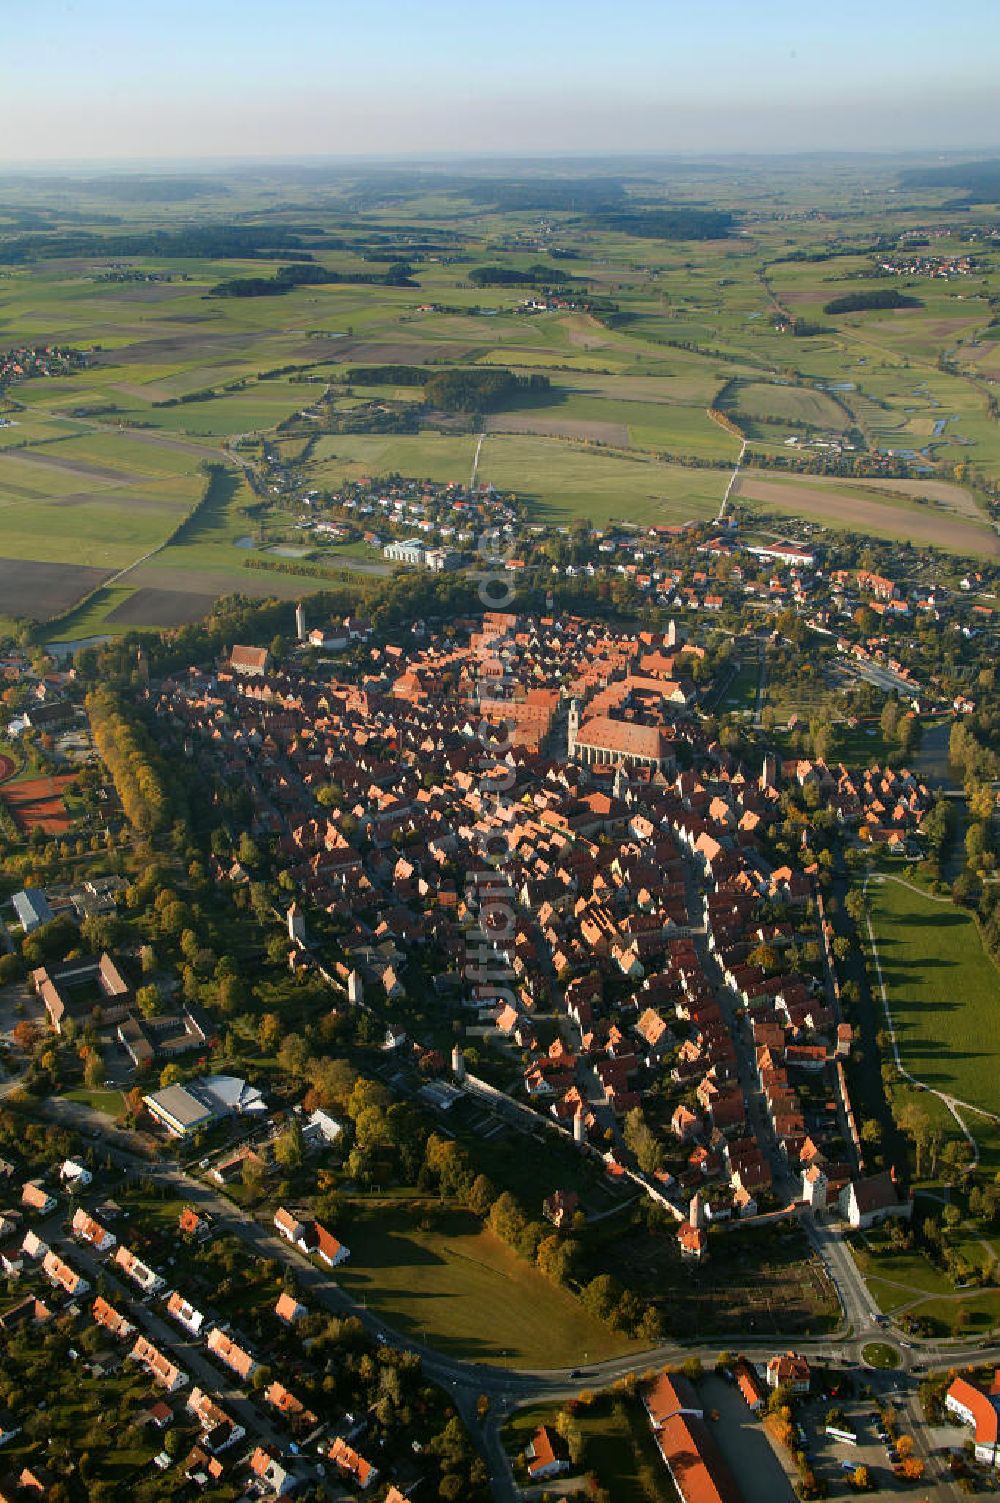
[33,1090,1000,1500]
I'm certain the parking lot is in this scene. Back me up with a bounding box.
[701,1375,797,1503]
[794,1388,944,1499]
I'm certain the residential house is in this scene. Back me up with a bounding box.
[41,1250,89,1297]
[130,1335,188,1393]
[71,1206,116,1253]
[166,1291,206,1336]
[524,1425,570,1481]
[115,1246,164,1293]
[92,1296,135,1341]
[186,1388,245,1453]
[206,1328,258,1382]
[275,1290,306,1324]
[839,1170,911,1230]
[767,1351,810,1394]
[20,1181,56,1215]
[249,1446,297,1496]
[328,1437,377,1490]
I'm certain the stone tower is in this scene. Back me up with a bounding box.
[567,698,580,760]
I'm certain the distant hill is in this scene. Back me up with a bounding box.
[898,159,1000,201]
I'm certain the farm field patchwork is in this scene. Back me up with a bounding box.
[2,160,1000,637]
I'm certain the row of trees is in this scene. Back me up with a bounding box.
[86,686,168,835]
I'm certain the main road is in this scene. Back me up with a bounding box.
[36,1094,995,1500]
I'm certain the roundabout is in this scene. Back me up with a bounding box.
[861,1341,902,1370]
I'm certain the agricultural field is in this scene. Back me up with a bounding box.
[735,470,999,555]
[1,158,999,633]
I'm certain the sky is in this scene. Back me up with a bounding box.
[5,0,999,162]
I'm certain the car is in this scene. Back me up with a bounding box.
[569,1369,581,1378]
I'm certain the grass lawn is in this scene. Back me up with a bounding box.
[336,1198,638,1367]
[867,875,1000,1114]
[861,1342,901,1369]
[718,658,760,714]
[906,1291,1000,1338]
[62,1086,125,1117]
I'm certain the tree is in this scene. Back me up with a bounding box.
[580,1274,623,1324]
[898,1101,932,1177]
[258,1013,281,1054]
[466,1174,496,1218]
[851,1464,870,1490]
[845,889,868,926]
[84,1051,104,1090]
[217,973,247,1014]
[536,1234,575,1286]
[277,1033,310,1079]
[860,1118,882,1148]
[748,942,780,974]
[623,1107,663,1175]
[136,983,162,1019]
[274,1117,304,1171]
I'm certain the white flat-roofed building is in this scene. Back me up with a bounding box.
[143,1084,214,1138]
[383,539,425,566]
[12,889,53,934]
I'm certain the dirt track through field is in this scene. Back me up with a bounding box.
[736,474,1000,556]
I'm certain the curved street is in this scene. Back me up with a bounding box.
[34,1094,1000,1501]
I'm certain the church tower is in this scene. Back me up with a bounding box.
[567,698,579,760]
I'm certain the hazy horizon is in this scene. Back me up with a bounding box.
[6,0,998,163]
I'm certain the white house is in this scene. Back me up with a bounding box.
[273,1207,312,1253]
[60,1159,93,1189]
[166,1291,206,1336]
[802,1164,828,1212]
[71,1206,116,1253]
[838,1170,911,1230]
[525,1425,570,1482]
